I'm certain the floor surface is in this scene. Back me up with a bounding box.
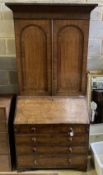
[0,169,97,175]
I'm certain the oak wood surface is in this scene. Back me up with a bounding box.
[14,101,89,171]
[14,123,89,134]
[16,154,87,170]
[5,3,97,96]
[53,20,89,96]
[6,3,97,20]
[0,121,7,132]
[14,20,52,96]
[16,145,88,155]
[0,133,9,154]
[0,155,11,171]
[0,98,11,120]
[15,123,89,133]
[15,97,89,124]
[15,133,88,146]
[5,3,96,171]
[0,97,12,171]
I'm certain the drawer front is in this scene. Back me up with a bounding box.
[17,155,87,169]
[16,145,88,155]
[0,133,9,154]
[0,155,11,171]
[15,134,89,146]
[15,124,89,135]
[0,122,7,132]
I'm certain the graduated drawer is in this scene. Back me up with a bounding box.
[16,145,88,155]
[16,154,87,170]
[15,124,89,135]
[15,134,89,145]
[0,155,11,171]
[0,133,9,154]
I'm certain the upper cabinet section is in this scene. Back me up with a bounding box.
[6,3,97,96]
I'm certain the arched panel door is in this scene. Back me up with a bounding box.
[53,20,89,96]
[15,20,51,95]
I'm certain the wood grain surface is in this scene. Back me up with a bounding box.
[0,97,12,171]
[0,97,11,121]
[5,3,97,96]
[15,96,89,124]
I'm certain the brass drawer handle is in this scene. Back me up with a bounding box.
[70,130,74,137]
[32,147,37,152]
[32,137,36,142]
[31,127,36,132]
[68,128,74,137]
[68,147,72,153]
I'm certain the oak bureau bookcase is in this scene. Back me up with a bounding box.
[6,3,97,171]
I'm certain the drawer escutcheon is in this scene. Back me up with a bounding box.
[31,127,36,132]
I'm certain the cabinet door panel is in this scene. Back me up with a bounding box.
[15,20,51,95]
[53,20,89,96]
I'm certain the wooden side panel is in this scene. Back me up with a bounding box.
[53,20,89,96]
[0,98,12,171]
[0,155,11,171]
[0,108,5,121]
[0,133,9,154]
[15,20,51,95]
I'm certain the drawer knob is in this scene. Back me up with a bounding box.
[70,131,74,137]
[68,147,72,153]
[33,147,37,152]
[31,127,36,132]
[32,137,36,142]
[68,128,74,137]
